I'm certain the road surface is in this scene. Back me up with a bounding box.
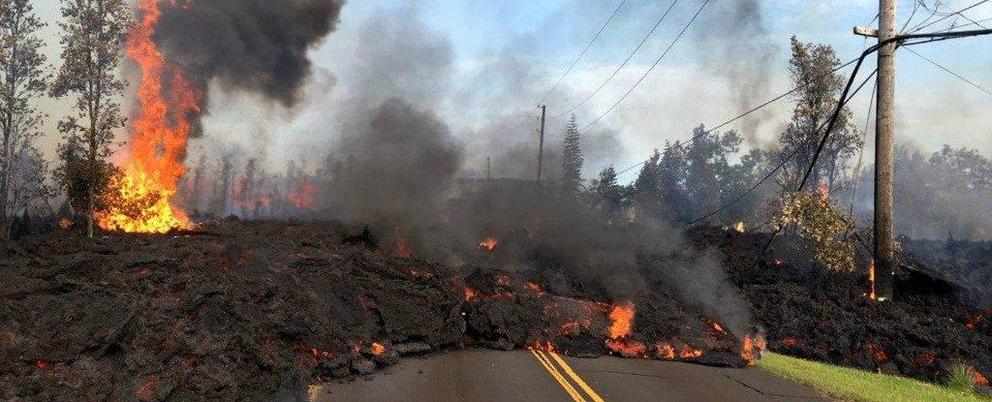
[309,349,827,402]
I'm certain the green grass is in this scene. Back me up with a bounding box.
[757,352,990,402]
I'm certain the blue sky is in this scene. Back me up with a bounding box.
[32,0,992,181]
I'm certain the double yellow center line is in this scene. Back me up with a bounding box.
[529,349,606,402]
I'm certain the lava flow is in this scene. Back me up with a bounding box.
[98,0,199,234]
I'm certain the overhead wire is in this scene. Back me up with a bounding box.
[539,0,628,105]
[909,0,990,32]
[613,57,861,178]
[556,0,680,119]
[582,0,712,131]
[905,47,992,99]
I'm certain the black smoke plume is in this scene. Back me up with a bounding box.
[154,0,345,114]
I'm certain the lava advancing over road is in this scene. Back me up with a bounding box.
[98,0,199,234]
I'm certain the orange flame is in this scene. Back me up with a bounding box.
[605,338,648,357]
[867,260,877,301]
[371,342,386,356]
[741,334,766,365]
[99,0,198,233]
[655,343,676,360]
[479,237,499,251]
[974,369,989,386]
[287,180,317,210]
[607,302,635,339]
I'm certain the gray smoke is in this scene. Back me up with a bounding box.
[328,98,464,226]
[154,0,345,131]
[693,0,776,145]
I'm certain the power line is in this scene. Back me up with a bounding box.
[909,0,990,33]
[934,16,992,32]
[686,69,879,226]
[582,0,711,131]
[539,0,628,105]
[556,0,680,119]
[614,57,861,178]
[905,47,992,99]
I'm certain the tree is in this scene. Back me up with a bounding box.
[630,150,664,221]
[684,126,742,223]
[658,142,689,222]
[50,0,132,238]
[779,37,862,191]
[561,114,584,197]
[590,165,623,219]
[0,0,49,239]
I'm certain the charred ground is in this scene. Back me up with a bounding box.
[2,219,990,401]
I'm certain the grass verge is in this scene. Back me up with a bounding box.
[756,352,989,402]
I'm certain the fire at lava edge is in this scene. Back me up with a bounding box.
[97,0,200,234]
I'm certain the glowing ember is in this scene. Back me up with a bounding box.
[711,322,726,333]
[679,344,703,359]
[464,287,477,302]
[733,221,746,233]
[34,359,51,370]
[607,302,635,339]
[371,342,385,356]
[974,369,989,386]
[58,218,72,229]
[782,337,800,347]
[655,343,676,360]
[740,334,766,365]
[479,237,499,251]
[605,338,648,357]
[494,274,510,286]
[99,0,198,234]
[524,282,546,295]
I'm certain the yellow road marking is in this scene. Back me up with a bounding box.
[531,350,588,402]
[548,352,606,402]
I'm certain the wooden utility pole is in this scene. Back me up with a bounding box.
[536,105,547,183]
[874,0,896,301]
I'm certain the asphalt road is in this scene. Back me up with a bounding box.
[309,349,828,402]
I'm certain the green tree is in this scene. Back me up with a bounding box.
[0,0,49,239]
[561,114,583,197]
[590,165,623,219]
[658,141,688,222]
[50,0,132,238]
[631,150,664,221]
[779,37,862,191]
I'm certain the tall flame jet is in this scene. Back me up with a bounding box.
[98,0,199,233]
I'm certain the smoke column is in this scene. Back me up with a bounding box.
[153,0,346,135]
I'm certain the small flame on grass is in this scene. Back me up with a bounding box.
[371,342,385,356]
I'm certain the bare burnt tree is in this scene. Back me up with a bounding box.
[0,0,49,239]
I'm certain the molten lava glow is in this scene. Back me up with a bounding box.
[464,287,477,302]
[605,338,648,358]
[371,342,386,356]
[607,302,635,339]
[782,337,800,347]
[655,343,676,360]
[740,334,766,365]
[58,218,72,229]
[974,369,989,386]
[524,282,546,295]
[34,359,50,370]
[711,322,726,333]
[479,237,499,251]
[99,0,198,233]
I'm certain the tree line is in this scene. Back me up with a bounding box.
[0,0,131,239]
